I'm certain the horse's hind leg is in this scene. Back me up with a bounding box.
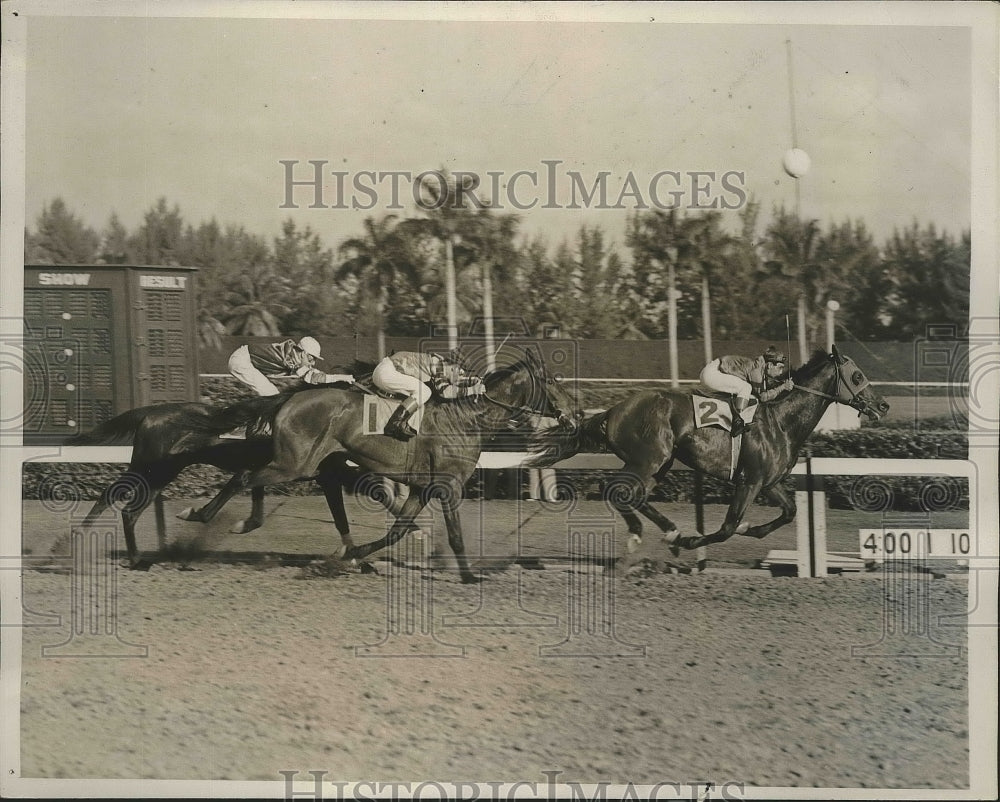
[230,486,267,535]
[315,470,354,552]
[742,483,796,540]
[680,477,763,549]
[605,468,682,552]
[344,490,429,563]
[176,472,246,524]
[603,470,648,545]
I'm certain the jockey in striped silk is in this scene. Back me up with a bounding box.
[228,336,354,397]
[373,349,485,440]
[700,345,793,437]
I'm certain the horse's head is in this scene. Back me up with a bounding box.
[829,345,890,421]
[483,347,579,430]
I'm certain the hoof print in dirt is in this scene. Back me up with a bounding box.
[297,557,368,579]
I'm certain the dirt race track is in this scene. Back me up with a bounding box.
[16,496,971,790]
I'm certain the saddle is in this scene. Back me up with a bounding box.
[691,392,759,432]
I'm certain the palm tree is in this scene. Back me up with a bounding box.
[222,260,288,337]
[399,170,481,349]
[762,207,823,362]
[462,208,522,369]
[683,211,735,365]
[626,209,701,387]
[336,214,418,358]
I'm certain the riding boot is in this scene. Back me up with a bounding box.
[384,396,420,440]
[730,396,752,438]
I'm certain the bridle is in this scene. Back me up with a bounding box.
[478,362,574,428]
[791,354,875,416]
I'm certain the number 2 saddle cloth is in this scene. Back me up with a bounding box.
[691,392,760,433]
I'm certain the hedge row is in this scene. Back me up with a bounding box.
[23,431,969,513]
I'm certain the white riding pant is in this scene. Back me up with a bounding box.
[373,356,428,429]
[229,345,280,396]
[700,359,752,400]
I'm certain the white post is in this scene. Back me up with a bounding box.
[445,237,458,350]
[797,294,809,365]
[825,299,839,351]
[482,262,496,371]
[701,273,713,365]
[667,261,679,388]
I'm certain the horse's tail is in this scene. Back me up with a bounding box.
[185,386,305,438]
[527,410,610,466]
[67,407,150,446]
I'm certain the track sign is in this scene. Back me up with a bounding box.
[859,529,972,560]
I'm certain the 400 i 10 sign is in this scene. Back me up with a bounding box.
[859,529,973,560]
[23,264,200,444]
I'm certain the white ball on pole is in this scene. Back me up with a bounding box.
[826,299,840,312]
[783,148,811,178]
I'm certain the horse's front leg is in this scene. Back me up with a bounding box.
[436,479,479,584]
[680,477,763,549]
[742,483,796,539]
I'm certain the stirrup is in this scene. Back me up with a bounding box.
[384,419,417,441]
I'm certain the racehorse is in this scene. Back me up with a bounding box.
[192,349,578,583]
[529,346,889,551]
[71,390,361,569]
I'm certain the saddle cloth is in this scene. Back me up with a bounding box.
[691,394,759,433]
[362,395,402,436]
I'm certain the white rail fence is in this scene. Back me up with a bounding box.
[23,448,979,577]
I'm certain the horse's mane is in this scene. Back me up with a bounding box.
[347,359,378,378]
[790,349,832,383]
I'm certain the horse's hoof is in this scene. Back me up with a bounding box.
[334,545,350,560]
[626,534,643,553]
[735,521,750,535]
[461,573,483,585]
[176,506,199,521]
[677,536,703,551]
[129,558,153,572]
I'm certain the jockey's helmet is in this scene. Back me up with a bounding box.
[763,346,787,365]
[298,336,324,361]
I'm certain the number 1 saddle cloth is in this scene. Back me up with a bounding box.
[361,395,402,436]
[691,392,760,434]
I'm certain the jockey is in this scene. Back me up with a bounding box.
[699,346,793,437]
[228,336,354,397]
[373,349,485,440]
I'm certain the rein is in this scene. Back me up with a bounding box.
[790,355,866,412]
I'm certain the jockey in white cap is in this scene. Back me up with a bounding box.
[229,336,353,397]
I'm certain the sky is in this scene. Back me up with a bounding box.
[18,6,977,254]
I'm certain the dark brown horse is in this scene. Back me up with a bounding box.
[530,347,889,551]
[193,349,578,583]
[72,390,360,568]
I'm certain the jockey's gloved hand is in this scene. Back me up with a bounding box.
[781,379,794,392]
[324,373,354,384]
